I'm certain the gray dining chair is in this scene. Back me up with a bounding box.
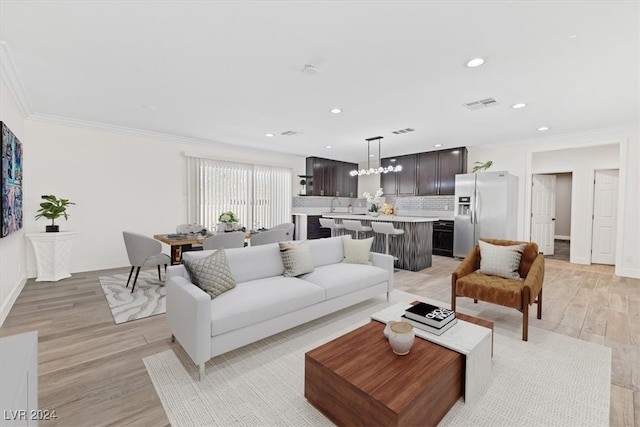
[122,231,171,293]
[203,232,246,250]
[250,229,288,246]
[271,222,295,239]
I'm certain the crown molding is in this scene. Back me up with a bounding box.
[0,41,32,117]
[26,112,300,159]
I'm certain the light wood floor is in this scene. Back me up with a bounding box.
[1,256,638,426]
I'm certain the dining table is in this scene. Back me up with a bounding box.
[154,230,259,264]
[154,233,206,265]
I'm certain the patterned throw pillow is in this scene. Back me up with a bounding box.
[183,249,236,299]
[478,240,526,280]
[343,237,374,265]
[279,240,314,277]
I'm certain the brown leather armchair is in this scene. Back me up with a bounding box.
[451,238,544,341]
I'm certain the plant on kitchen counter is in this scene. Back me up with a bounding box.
[362,188,384,213]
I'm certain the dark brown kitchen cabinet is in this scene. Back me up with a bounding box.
[307,215,331,239]
[306,157,358,197]
[417,152,438,195]
[383,147,467,197]
[417,147,467,196]
[397,154,417,196]
[437,148,467,195]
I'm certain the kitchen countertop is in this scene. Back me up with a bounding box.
[322,213,438,223]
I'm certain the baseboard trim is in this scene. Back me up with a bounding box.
[616,267,640,279]
[0,275,27,327]
[554,236,571,241]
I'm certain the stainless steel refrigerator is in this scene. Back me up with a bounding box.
[453,171,519,258]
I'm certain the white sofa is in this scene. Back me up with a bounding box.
[166,235,394,379]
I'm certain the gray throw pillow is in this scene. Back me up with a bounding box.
[478,240,526,280]
[279,240,314,277]
[183,249,236,298]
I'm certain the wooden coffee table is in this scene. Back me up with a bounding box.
[305,311,493,427]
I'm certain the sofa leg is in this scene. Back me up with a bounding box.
[522,303,529,341]
[474,299,478,304]
[198,363,205,381]
[386,291,390,302]
[171,334,175,342]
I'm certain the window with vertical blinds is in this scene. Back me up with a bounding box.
[186,155,292,230]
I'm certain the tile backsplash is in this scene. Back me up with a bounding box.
[292,195,455,217]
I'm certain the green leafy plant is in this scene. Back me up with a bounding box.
[218,211,238,223]
[472,160,493,173]
[34,194,75,227]
[299,179,307,186]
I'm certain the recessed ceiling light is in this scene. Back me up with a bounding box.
[568,34,577,38]
[301,64,318,75]
[537,126,549,131]
[434,144,443,148]
[465,58,485,68]
[325,145,333,149]
[141,104,156,111]
[369,154,375,158]
[330,108,342,114]
[511,103,527,109]
[265,133,274,137]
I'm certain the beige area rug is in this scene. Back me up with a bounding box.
[143,290,611,426]
[99,270,165,324]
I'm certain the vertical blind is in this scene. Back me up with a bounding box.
[186,155,292,230]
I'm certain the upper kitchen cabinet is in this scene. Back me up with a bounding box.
[381,154,417,196]
[417,147,467,195]
[383,147,467,196]
[436,147,467,195]
[306,157,358,197]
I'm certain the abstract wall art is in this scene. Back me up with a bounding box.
[1,121,23,237]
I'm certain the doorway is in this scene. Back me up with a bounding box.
[531,172,573,261]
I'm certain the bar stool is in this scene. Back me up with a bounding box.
[342,220,373,239]
[372,222,405,257]
[319,218,345,237]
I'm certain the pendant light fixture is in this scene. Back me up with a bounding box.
[349,136,403,176]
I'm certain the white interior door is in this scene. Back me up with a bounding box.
[591,169,618,265]
[531,174,556,255]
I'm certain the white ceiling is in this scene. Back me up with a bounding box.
[1,1,638,163]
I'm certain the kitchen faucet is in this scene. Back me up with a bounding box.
[330,197,339,212]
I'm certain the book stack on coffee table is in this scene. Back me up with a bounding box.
[402,302,457,335]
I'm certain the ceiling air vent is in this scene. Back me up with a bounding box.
[464,97,500,111]
[391,127,415,135]
[280,130,298,136]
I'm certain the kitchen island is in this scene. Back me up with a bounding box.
[322,214,437,271]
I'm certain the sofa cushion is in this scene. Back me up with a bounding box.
[183,249,236,299]
[307,236,348,268]
[343,237,374,265]
[209,276,325,336]
[455,272,524,309]
[478,240,526,280]
[300,263,388,299]
[279,240,314,277]
[225,243,285,283]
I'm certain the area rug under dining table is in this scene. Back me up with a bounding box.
[99,270,165,324]
[144,290,611,426]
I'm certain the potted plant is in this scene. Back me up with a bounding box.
[218,211,239,232]
[34,194,75,232]
[362,188,384,216]
[299,179,307,195]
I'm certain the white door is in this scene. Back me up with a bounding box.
[531,174,556,255]
[591,169,618,264]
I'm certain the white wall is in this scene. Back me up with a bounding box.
[469,127,639,278]
[20,119,305,278]
[0,80,27,326]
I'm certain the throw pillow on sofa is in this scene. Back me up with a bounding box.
[478,240,526,280]
[183,249,236,298]
[279,240,314,277]
[343,237,373,265]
